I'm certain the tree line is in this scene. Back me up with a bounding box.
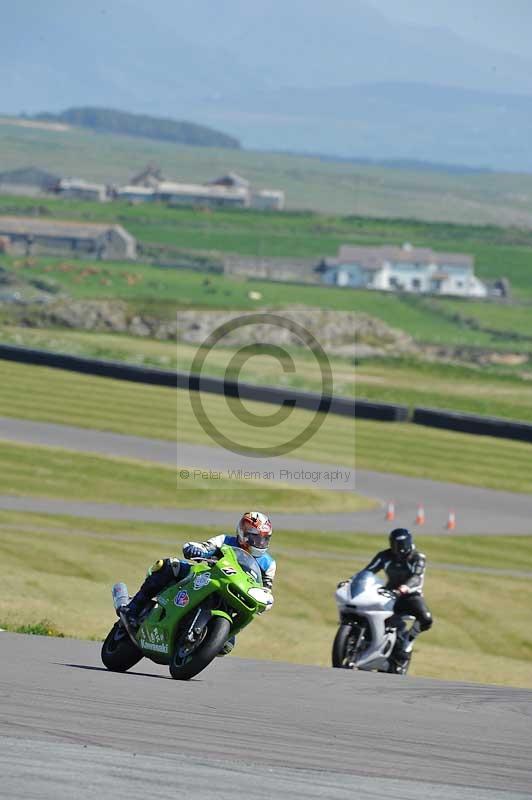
[35,107,241,149]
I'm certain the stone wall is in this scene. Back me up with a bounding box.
[223,255,318,283]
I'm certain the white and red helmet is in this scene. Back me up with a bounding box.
[236,511,272,557]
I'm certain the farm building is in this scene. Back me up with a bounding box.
[209,172,284,210]
[115,185,155,202]
[56,178,107,202]
[0,167,60,196]
[208,172,250,190]
[318,243,486,298]
[130,164,164,188]
[0,217,136,260]
[156,180,249,208]
[117,167,285,210]
[251,189,285,211]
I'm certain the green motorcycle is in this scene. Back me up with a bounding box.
[101,545,273,680]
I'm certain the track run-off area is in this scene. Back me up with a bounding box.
[1,416,531,534]
[1,412,531,798]
[1,633,531,800]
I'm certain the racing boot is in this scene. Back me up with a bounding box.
[389,630,413,674]
[119,593,146,633]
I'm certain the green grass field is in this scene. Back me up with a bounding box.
[2,189,532,298]
[3,120,532,226]
[1,509,530,687]
[2,123,531,690]
[0,439,370,513]
[3,326,532,424]
[430,294,532,340]
[355,358,532,422]
[1,361,531,492]
[4,252,532,355]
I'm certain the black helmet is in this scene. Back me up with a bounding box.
[389,528,413,560]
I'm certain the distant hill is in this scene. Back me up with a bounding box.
[194,82,532,171]
[34,107,241,150]
[4,1,532,169]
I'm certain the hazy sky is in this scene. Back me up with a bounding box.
[367,0,531,58]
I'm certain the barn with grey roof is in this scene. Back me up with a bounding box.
[0,216,136,260]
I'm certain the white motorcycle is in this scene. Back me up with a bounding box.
[332,570,415,674]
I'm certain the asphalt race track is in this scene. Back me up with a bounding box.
[0,416,531,534]
[1,414,532,800]
[1,634,531,800]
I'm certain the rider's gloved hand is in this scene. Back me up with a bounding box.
[394,585,410,597]
[256,589,274,614]
[263,589,274,612]
[184,544,204,559]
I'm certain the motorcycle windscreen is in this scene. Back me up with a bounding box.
[231,547,263,585]
[350,570,383,596]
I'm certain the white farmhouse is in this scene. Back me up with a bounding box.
[320,243,486,298]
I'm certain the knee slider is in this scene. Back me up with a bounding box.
[148,559,165,576]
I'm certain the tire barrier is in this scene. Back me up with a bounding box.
[0,343,177,388]
[0,343,361,419]
[353,399,409,422]
[188,374,407,420]
[3,343,530,439]
[412,406,532,444]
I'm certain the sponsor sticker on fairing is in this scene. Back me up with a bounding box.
[140,639,168,654]
[222,567,237,575]
[174,590,190,607]
[193,572,211,590]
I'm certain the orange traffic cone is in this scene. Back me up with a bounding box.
[385,501,396,522]
[415,504,425,526]
[446,510,456,531]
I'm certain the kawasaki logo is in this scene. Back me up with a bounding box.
[140,639,168,654]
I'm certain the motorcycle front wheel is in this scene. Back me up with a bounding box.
[101,622,143,672]
[332,623,363,668]
[169,616,231,680]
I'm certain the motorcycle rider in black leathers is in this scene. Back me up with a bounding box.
[363,528,433,673]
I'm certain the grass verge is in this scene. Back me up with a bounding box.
[0,439,370,513]
[3,325,532,422]
[0,620,64,636]
[4,254,532,351]
[1,510,531,688]
[2,361,532,492]
[2,176,532,284]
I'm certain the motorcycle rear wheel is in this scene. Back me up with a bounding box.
[332,623,363,668]
[101,622,143,672]
[169,616,231,680]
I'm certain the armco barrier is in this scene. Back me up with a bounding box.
[0,343,177,387]
[413,406,532,444]
[4,344,529,438]
[353,399,409,422]
[0,343,411,421]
